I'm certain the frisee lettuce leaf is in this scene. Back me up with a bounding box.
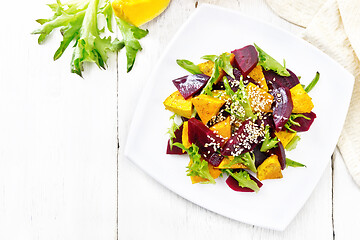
[33,0,148,76]
[286,158,306,168]
[218,53,235,78]
[176,59,202,74]
[224,152,257,173]
[174,143,215,184]
[115,17,148,72]
[285,135,301,151]
[223,76,257,121]
[200,55,220,95]
[260,125,279,152]
[305,72,320,93]
[167,114,181,150]
[225,169,260,192]
[254,43,290,77]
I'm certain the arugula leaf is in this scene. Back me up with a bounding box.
[174,143,215,184]
[284,114,311,133]
[286,158,306,168]
[176,59,202,74]
[224,152,257,173]
[254,43,290,77]
[260,125,279,152]
[305,72,320,93]
[201,55,218,62]
[115,17,149,72]
[225,169,260,192]
[167,114,181,150]
[285,135,301,151]
[223,76,257,121]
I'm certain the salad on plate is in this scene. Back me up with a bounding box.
[163,44,319,192]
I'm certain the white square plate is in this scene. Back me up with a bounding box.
[124,4,354,231]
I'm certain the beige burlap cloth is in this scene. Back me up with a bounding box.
[266,0,360,187]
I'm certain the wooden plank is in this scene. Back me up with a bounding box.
[0,1,118,239]
[333,148,360,239]
[118,0,333,239]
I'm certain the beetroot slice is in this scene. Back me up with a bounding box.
[272,87,293,131]
[221,120,263,156]
[188,118,225,166]
[253,144,269,168]
[172,74,210,99]
[232,45,258,76]
[226,173,263,192]
[269,141,286,170]
[290,112,317,132]
[166,124,186,155]
[264,69,300,90]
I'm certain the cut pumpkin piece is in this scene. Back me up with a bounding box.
[275,130,296,148]
[189,159,222,184]
[210,117,231,140]
[182,121,191,149]
[248,65,268,91]
[212,90,231,101]
[192,94,225,124]
[246,82,274,112]
[163,91,193,118]
[216,156,247,169]
[290,84,314,113]
[257,155,283,181]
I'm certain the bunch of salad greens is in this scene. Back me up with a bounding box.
[32,0,148,77]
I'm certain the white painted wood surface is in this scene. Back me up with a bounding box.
[0,0,359,239]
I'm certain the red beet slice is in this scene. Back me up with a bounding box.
[172,74,210,99]
[166,124,186,155]
[290,112,317,132]
[264,69,300,91]
[221,119,263,156]
[269,141,286,170]
[232,45,258,76]
[226,172,263,192]
[188,118,226,166]
[272,87,293,131]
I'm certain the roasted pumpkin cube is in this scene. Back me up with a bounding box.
[163,91,193,118]
[248,65,268,91]
[257,155,283,181]
[246,82,274,112]
[290,84,314,113]
[182,121,192,149]
[210,117,231,140]
[192,94,225,124]
[216,156,247,169]
[189,159,222,184]
[275,130,296,148]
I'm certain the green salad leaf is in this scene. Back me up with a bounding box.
[286,158,306,168]
[284,114,311,133]
[254,43,290,77]
[218,53,235,78]
[167,114,181,150]
[225,169,260,192]
[305,72,320,93]
[260,125,279,152]
[115,17,148,72]
[224,152,257,173]
[223,76,257,121]
[285,135,301,151]
[174,143,215,184]
[33,0,148,76]
[200,55,221,95]
[176,59,202,74]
